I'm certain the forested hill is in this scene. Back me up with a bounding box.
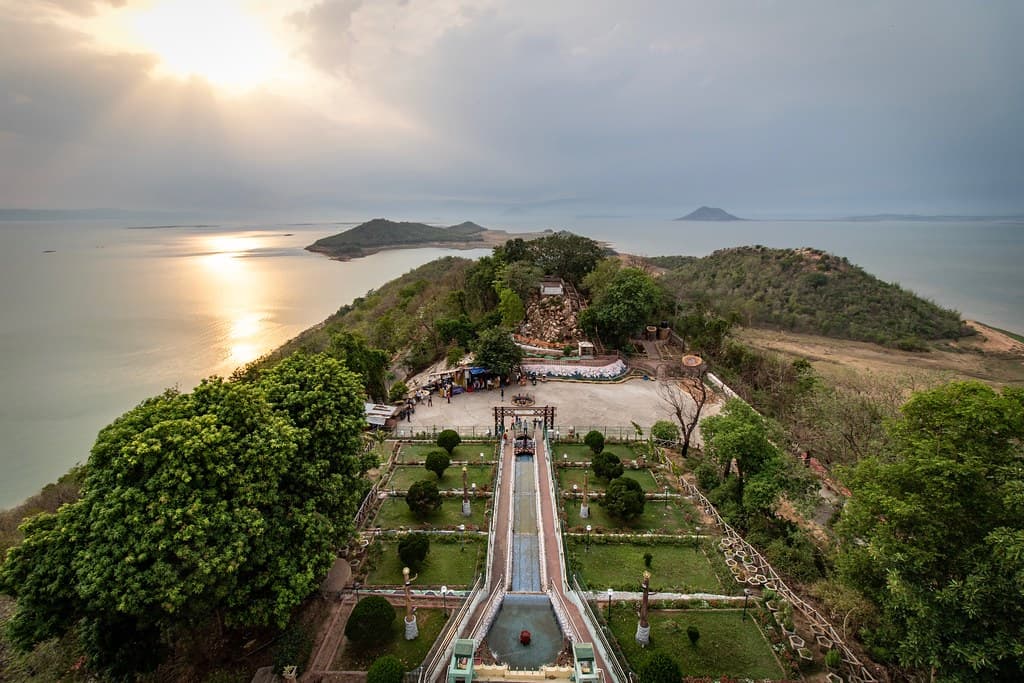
[308,218,486,258]
[661,246,967,347]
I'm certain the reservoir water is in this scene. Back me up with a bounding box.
[1,217,1021,507]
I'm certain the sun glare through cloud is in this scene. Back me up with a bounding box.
[124,0,289,92]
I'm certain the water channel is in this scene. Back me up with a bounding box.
[486,438,563,667]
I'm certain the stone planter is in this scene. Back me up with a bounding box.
[817,635,834,652]
[825,674,843,683]
[810,623,826,637]
[788,635,805,650]
[797,647,813,663]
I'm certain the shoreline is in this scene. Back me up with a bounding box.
[305,227,547,261]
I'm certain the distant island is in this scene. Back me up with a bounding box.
[307,218,545,260]
[675,206,743,221]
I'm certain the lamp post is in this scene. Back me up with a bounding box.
[586,524,592,552]
[353,581,360,601]
[471,482,477,499]
[607,587,614,621]
[742,588,752,621]
[459,523,466,552]
[441,585,448,617]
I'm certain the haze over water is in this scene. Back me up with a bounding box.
[0,217,1021,508]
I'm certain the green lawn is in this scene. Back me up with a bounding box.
[608,605,785,680]
[333,607,447,671]
[563,496,699,534]
[372,498,489,530]
[386,464,495,491]
[550,443,638,463]
[365,538,485,588]
[396,443,497,464]
[566,541,728,593]
[558,468,660,493]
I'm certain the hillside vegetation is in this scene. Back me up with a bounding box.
[661,246,966,347]
[308,218,485,258]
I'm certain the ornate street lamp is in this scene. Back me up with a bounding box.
[586,524,592,552]
[742,588,752,621]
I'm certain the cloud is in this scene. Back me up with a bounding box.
[1,0,1023,214]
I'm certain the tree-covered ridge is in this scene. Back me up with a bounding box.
[662,246,966,346]
[0,354,371,679]
[307,218,485,258]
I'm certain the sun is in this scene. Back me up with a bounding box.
[127,0,286,91]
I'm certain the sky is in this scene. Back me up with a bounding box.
[1,0,1022,218]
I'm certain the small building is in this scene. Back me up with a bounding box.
[364,402,399,429]
[573,642,599,683]
[578,341,595,357]
[447,639,475,683]
[540,278,565,297]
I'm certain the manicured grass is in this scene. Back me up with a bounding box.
[563,496,700,534]
[550,443,638,463]
[607,605,785,680]
[372,498,489,530]
[386,464,495,491]
[558,468,660,493]
[333,607,447,671]
[566,540,726,593]
[396,443,497,464]
[364,538,485,588]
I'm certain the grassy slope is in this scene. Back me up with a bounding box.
[662,246,966,345]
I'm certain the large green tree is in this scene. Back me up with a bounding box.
[603,477,645,521]
[328,331,389,402]
[579,268,662,347]
[837,382,1024,681]
[0,355,370,678]
[473,328,523,378]
[527,232,605,285]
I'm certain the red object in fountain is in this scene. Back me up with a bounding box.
[519,630,531,646]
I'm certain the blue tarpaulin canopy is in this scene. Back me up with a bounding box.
[468,367,488,376]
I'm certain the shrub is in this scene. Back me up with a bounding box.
[405,480,442,518]
[446,345,466,368]
[367,655,405,683]
[592,451,623,481]
[272,626,313,675]
[583,430,605,454]
[603,477,645,520]
[650,420,679,442]
[437,429,461,454]
[425,449,451,479]
[345,596,396,646]
[388,381,409,403]
[825,649,841,669]
[640,652,681,683]
[643,552,653,568]
[695,461,721,491]
[398,533,430,571]
[686,625,700,646]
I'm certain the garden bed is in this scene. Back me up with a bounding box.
[371,498,489,530]
[332,607,446,670]
[363,537,485,588]
[386,464,495,492]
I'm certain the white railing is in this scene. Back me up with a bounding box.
[419,574,483,683]
[532,442,548,590]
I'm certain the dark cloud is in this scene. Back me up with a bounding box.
[2,1,1023,214]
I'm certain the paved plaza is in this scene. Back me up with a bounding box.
[398,377,723,443]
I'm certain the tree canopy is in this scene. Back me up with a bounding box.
[837,382,1024,681]
[405,480,443,519]
[603,477,645,520]
[436,429,461,455]
[579,267,663,348]
[473,328,522,378]
[525,232,605,285]
[425,450,451,479]
[0,354,369,678]
[397,534,430,572]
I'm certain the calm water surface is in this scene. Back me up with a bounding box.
[0,221,488,507]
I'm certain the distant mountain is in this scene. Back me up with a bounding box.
[675,206,742,221]
[307,218,487,259]
[840,213,1024,222]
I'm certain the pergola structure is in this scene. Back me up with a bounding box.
[493,405,556,436]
